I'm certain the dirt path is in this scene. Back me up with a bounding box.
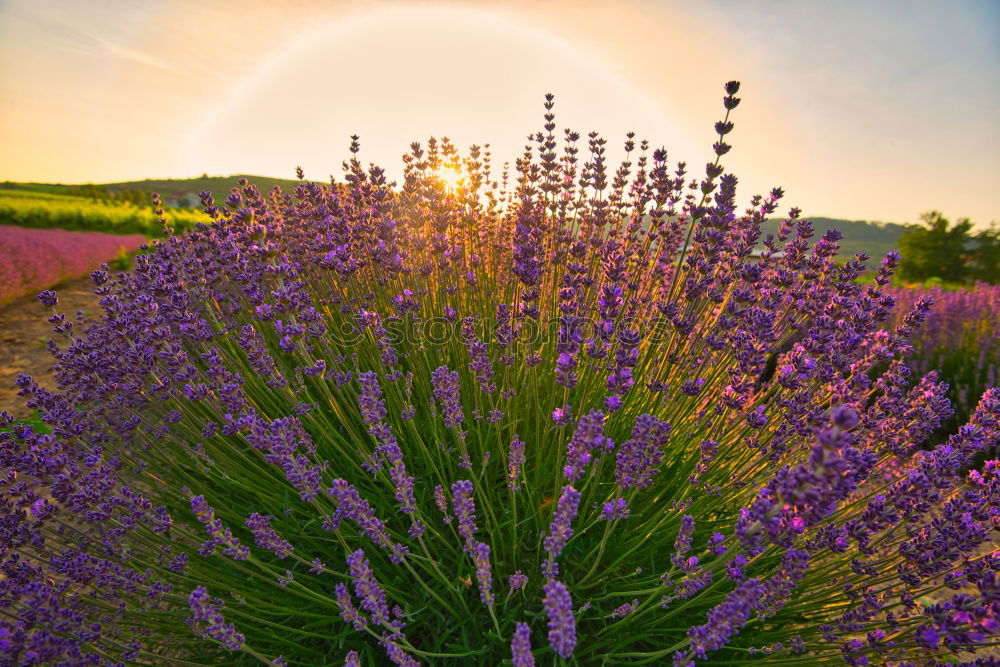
[0,276,101,419]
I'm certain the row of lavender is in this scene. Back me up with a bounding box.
[887,284,999,443]
[0,225,146,307]
[1,83,997,665]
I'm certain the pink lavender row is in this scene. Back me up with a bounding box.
[0,224,146,306]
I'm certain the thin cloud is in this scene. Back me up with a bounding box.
[91,34,177,72]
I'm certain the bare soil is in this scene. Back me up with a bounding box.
[0,276,100,419]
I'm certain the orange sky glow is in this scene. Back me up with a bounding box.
[0,0,997,226]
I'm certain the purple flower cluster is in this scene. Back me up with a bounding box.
[507,435,526,490]
[508,570,528,595]
[327,479,408,563]
[451,479,478,553]
[188,586,244,651]
[347,549,390,625]
[543,579,576,659]
[191,495,249,560]
[887,283,999,430]
[510,622,534,666]
[564,410,611,482]
[431,365,464,429]
[542,485,581,579]
[473,541,495,606]
[357,372,415,513]
[245,513,293,559]
[616,414,671,489]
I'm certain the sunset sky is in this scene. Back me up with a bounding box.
[1,0,997,226]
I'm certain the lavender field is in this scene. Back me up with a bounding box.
[886,284,1000,443]
[0,80,997,666]
[0,225,147,307]
[2,1,999,665]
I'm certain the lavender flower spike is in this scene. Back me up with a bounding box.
[615,414,671,489]
[543,485,582,579]
[564,410,610,481]
[451,479,478,553]
[188,586,245,651]
[431,365,464,429]
[347,549,391,626]
[335,583,367,631]
[245,513,293,559]
[327,479,408,563]
[473,540,495,606]
[543,579,576,659]
[511,622,535,667]
[508,435,526,490]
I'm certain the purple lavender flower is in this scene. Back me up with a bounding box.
[616,414,670,489]
[188,586,245,651]
[245,513,293,559]
[564,410,610,482]
[508,435,526,490]
[356,373,416,512]
[434,484,452,523]
[347,549,390,625]
[451,479,478,553]
[335,583,367,631]
[600,497,630,520]
[610,599,640,619]
[384,640,420,666]
[509,570,528,595]
[552,404,573,426]
[4,83,996,667]
[683,579,765,661]
[473,541,494,606]
[358,371,389,425]
[431,365,464,428]
[327,479,407,563]
[543,579,576,659]
[190,496,249,561]
[511,622,535,667]
[543,485,581,579]
[671,515,695,567]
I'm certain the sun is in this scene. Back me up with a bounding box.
[434,165,466,191]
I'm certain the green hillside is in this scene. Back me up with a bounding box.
[0,174,308,207]
[760,216,907,260]
[102,174,308,202]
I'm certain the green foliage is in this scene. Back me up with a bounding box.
[0,412,51,435]
[897,211,999,284]
[108,245,134,271]
[0,190,207,236]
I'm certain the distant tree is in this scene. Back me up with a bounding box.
[897,211,998,284]
[72,184,111,202]
[971,223,1000,283]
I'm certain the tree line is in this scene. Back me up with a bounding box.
[898,211,998,284]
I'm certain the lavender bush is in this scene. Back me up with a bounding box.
[886,283,999,440]
[2,83,997,665]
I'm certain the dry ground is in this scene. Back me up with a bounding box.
[0,276,100,419]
